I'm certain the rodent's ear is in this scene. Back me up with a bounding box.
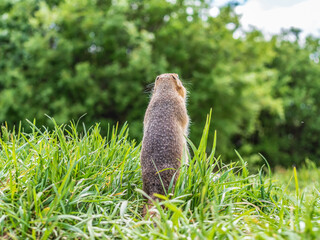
[172,74,186,98]
[154,76,160,90]
[172,74,182,88]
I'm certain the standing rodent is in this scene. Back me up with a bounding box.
[140,73,189,216]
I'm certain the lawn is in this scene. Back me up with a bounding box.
[0,115,319,239]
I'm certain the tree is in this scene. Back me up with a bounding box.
[252,29,320,166]
[2,0,319,167]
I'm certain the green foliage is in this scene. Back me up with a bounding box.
[249,30,320,166]
[1,120,320,238]
[0,0,158,137]
[1,0,320,166]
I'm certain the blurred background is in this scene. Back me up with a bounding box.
[1,0,319,168]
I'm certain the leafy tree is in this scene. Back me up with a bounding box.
[0,0,158,136]
[1,0,319,166]
[251,29,320,166]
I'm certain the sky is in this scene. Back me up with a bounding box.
[212,0,320,38]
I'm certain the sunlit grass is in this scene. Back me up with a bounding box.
[0,115,319,239]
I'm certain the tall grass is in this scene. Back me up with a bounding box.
[0,115,319,239]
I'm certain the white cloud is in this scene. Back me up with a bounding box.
[235,0,320,38]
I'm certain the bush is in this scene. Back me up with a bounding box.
[1,0,320,166]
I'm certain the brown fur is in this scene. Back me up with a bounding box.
[140,73,189,216]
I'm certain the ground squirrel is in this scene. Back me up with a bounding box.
[140,73,189,216]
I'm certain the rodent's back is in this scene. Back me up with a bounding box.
[141,73,188,199]
[141,97,184,172]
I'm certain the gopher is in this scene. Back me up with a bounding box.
[140,73,189,216]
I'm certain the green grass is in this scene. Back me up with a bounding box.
[0,114,319,239]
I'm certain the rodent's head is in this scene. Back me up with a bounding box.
[153,73,187,99]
